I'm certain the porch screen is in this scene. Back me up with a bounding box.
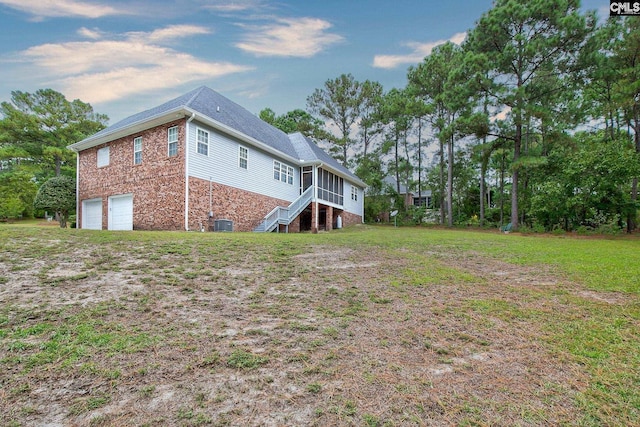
[318,168,344,205]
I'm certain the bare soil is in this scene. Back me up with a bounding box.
[0,233,624,426]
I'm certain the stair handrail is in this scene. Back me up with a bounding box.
[255,185,315,232]
[287,186,314,221]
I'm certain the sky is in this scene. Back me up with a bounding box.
[0,0,610,125]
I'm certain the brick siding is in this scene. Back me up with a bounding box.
[77,119,186,230]
[188,177,293,232]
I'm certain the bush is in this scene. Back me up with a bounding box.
[33,176,76,228]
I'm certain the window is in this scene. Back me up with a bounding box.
[133,137,142,165]
[197,128,208,156]
[351,186,358,201]
[239,146,248,169]
[273,160,294,185]
[97,146,109,167]
[273,161,281,181]
[317,168,344,205]
[168,126,178,156]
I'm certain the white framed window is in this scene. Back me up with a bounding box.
[273,161,281,181]
[287,166,294,185]
[168,126,178,156]
[133,137,142,165]
[97,146,109,167]
[351,186,358,201]
[273,160,294,185]
[239,146,248,169]
[197,128,209,156]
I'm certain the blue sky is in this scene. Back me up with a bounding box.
[0,0,609,125]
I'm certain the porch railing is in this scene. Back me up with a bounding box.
[253,186,314,232]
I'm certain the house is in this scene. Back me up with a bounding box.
[68,86,365,232]
[375,176,433,222]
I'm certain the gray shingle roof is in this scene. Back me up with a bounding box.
[79,86,363,185]
[288,132,360,183]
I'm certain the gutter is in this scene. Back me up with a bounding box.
[185,112,196,231]
[69,146,80,228]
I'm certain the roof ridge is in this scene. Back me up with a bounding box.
[184,86,207,108]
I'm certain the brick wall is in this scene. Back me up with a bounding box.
[340,210,362,227]
[78,119,186,230]
[188,177,291,232]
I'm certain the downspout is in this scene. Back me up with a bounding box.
[74,149,79,228]
[313,164,321,231]
[185,112,196,231]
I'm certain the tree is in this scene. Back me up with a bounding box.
[0,170,37,219]
[408,42,475,227]
[33,176,76,228]
[466,0,594,229]
[307,73,363,167]
[259,108,327,140]
[358,80,384,158]
[378,88,414,198]
[0,89,108,179]
[611,17,640,231]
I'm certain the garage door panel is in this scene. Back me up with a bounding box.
[82,199,102,230]
[108,194,133,231]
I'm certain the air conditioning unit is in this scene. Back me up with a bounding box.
[214,219,233,232]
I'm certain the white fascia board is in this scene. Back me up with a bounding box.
[67,107,189,152]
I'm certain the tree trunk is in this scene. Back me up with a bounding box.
[447,133,454,227]
[439,139,445,225]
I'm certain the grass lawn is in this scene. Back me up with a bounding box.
[0,224,638,426]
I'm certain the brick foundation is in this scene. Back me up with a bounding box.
[188,177,291,232]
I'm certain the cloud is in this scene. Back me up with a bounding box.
[235,17,343,57]
[133,24,213,43]
[77,27,104,40]
[373,32,467,69]
[16,25,252,103]
[203,1,259,13]
[0,0,125,19]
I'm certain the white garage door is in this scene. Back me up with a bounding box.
[82,199,102,230]
[108,194,133,231]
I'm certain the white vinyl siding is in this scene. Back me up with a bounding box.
[97,146,109,167]
[187,121,300,203]
[344,182,364,217]
[168,126,178,156]
[133,137,142,165]
[197,128,209,156]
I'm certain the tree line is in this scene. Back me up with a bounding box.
[1,0,638,233]
[263,1,639,233]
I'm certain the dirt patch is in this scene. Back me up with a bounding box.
[0,233,615,426]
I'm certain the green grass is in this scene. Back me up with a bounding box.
[1,223,639,425]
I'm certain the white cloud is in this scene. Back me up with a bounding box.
[133,24,212,43]
[203,1,258,13]
[235,17,343,57]
[77,27,104,40]
[0,0,125,19]
[373,32,467,69]
[16,26,252,103]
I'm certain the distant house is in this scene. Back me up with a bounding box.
[68,86,365,232]
[383,176,432,209]
[376,176,433,222]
